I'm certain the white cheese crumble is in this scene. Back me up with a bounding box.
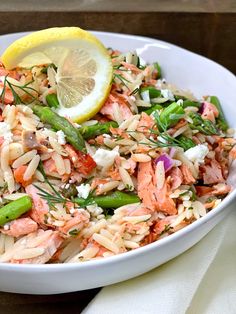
[161,89,175,101]
[138,56,146,67]
[157,135,168,144]
[61,183,70,189]
[69,208,76,214]
[184,144,209,164]
[56,130,66,145]
[103,134,111,139]
[0,122,13,143]
[141,90,150,103]
[76,184,91,199]
[177,99,184,106]
[93,148,119,168]
[3,223,10,231]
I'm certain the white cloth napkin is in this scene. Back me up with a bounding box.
[83,205,236,314]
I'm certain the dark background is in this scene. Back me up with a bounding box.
[0,0,235,73]
[0,1,235,313]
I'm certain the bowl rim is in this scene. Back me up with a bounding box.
[0,30,235,271]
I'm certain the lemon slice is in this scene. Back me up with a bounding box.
[1,27,113,122]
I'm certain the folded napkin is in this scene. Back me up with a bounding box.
[83,205,236,314]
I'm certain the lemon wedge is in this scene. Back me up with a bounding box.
[1,27,113,122]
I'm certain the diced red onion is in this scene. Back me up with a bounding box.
[155,153,173,172]
[198,102,205,114]
[169,147,176,158]
[199,101,213,114]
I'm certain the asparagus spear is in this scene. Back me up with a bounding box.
[189,112,219,135]
[46,93,60,109]
[140,86,161,99]
[153,62,162,78]
[209,96,229,131]
[144,104,163,115]
[182,99,201,109]
[79,121,118,140]
[159,102,185,130]
[74,191,140,209]
[176,135,196,151]
[0,196,32,226]
[32,104,86,152]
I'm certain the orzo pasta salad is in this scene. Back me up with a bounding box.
[0,27,235,264]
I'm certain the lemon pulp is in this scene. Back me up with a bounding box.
[1,27,113,122]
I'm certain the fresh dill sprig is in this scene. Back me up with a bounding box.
[147,131,196,150]
[36,161,96,209]
[145,110,195,150]
[0,75,38,104]
[69,229,80,236]
[0,75,8,104]
[112,64,129,72]
[130,87,139,96]
[113,73,131,88]
[160,224,172,235]
[147,133,181,148]
[37,161,61,198]
[152,110,168,132]
[34,161,70,210]
[33,184,68,210]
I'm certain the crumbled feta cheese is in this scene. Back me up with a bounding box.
[61,183,70,189]
[141,90,150,103]
[177,99,184,106]
[3,223,10,230]
[157,136,168,144]
[138,56,146,67]
[76,184,91,199]
[56,130,66,145]
[103,134,111,139]
[155,79,162,89]
[69,208,76,214]
[93,148,119,168]
[0,122,13,143]
[184,144,209,163]
[161,89,175,101]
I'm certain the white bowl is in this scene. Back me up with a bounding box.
[0,31,235,295]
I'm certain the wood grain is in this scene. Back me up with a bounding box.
[0,11,235,73]
[0,0,236,12]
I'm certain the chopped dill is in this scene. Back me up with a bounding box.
[130,87,139,95]
[113,73,131,88]
[0,75,38,105]
[69,229,80,236]
[160,224,171,235]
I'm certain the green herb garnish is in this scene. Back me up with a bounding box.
[0,75,38,104]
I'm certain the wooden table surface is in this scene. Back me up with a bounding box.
[0,1,235,313]
[0,289,100,313]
